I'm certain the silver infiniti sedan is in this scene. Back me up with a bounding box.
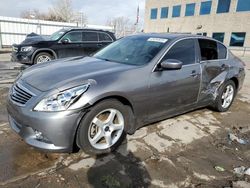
[7,34,245,154]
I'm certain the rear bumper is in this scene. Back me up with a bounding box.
[7,97,85,152]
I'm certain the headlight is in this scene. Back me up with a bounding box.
[34,84,89,112]
[21,46,33,52]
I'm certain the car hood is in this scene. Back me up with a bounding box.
[20,57,135,91]
[19,35,51,45]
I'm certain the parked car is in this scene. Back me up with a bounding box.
[11,28,116,64]
[7,34,245,154]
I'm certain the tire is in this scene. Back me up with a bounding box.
[76,99,131,155]
[34,52,53,64]
[212,80,236,112]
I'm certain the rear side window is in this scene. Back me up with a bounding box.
[198,39,227,60]
[83,32,98,42]
[99,32,112,42]
[162,39,196,65]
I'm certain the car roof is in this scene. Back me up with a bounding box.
[132,32,213,40]
[64,27,114,34]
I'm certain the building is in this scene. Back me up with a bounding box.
[144,0,250,50]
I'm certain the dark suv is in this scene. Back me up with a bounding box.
[11,28,116,64]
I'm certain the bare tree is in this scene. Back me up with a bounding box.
[49,0,74,22]
[20,0,88,23]
[106,17,136,38]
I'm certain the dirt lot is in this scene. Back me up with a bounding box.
[0,53,250,188]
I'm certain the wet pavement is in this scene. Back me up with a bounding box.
[0,54,250,187]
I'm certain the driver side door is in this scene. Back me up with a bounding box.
[148,38,201,121]
[53,31,84,58]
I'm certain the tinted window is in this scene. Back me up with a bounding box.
[212,32,225,43]
[185,3,195,16]
[217,0,231,13]
[162,39,195,65]
[83,32,98,42]
[236,0,250,12]
[200,1,212,15]
[151,8,158,19]
[172,5,181,17]
[230,32,246,47]
[61,31,82,42]
[198,39,218,60]
[218,43,227,59]
[99,32,112,42]
[161,7,168,18]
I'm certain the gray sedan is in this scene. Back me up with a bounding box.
[7,34,245,154]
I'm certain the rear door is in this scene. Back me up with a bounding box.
[197,39,228,102]
[148,38,201,120]
[81,31,99,55]
[54,31,84,58]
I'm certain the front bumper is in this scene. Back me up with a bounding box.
[11,51,33,64]
[7,95,85,152]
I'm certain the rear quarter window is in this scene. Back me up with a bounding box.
[99,32,113,42]
[217,42,227,59]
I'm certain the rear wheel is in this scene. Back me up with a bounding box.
[213,80,236,112]
[76,100,130,155]
[34,52,53,64]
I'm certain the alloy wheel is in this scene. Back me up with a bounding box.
[221,84,234,109]
[36,55,51,63]
[88,108,124,150]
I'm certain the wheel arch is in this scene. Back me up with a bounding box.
[31,48,57,63]
[229,77,239,91]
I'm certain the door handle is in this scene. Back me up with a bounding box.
[190,71,200,78]
[97,44,103,47]
[221,64,227,71]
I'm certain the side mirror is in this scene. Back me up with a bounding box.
[61,38,69,44]
[160,59,183,70]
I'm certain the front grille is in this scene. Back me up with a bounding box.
[10,83,33,105]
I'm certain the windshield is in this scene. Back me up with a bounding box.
[93,35,168,65]
[49,29,67,40]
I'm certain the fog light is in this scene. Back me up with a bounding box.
[34,130,50,143]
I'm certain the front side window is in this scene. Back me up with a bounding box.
[94,36,168,65]
[200,1,212,15]
[217,0,231,13]
[162,39,196,65]
[230,32,246,47]
[236,0,250,12]
[161,7,168,18]
[99,33,112,42]
[83,32,98,42]
[172,5,181,17]
[212,32,225,43]
[61,31,82,43]
[185,3,196,16]
[151,8,158,19]
[198,39,218,60]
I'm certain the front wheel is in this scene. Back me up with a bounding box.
[213,80,236,112]
[76,100,130,155]
[34,52,53,64]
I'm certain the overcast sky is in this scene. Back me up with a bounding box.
[0,0,145,25]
